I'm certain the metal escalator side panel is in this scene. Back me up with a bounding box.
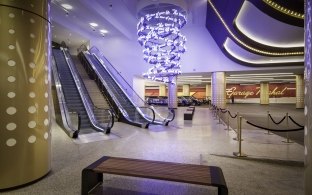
[61,48,113,134]
[90,47,175,126]
[80,51,147,128]
[51,50,79,138]
[89,51,150,124]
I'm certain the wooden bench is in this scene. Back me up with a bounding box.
[184,106,195,120]
[81,156,228,195]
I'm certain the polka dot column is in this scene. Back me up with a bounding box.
[0,0,51,189]
[211,72,226,109]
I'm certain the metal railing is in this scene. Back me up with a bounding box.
[209,103,304,157]
[61,48,114,134]
[51,56,79,138]
[88,46,175,126]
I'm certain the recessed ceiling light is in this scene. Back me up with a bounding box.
[89,23,98,27]
[61,4,73,10]
[100,29,108,34]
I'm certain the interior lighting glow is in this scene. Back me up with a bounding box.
[229,73,294,76]
[179,75,203,78]
[137,8,187,84]
[263,0,304,19]
[235,1,304,48]
[89,23,98,27]
[100,29,108,34]
[208,0,304,56]
[61,4,73,10]
[223,38,304,64]
[227,75,295,78]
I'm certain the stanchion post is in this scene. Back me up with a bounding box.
[282,112,294,143]
[218,109,223,124]
[265,111,273,135]
[233,112,243,141]
[214,108,218,120]
[233,116,247,157]
[225,111,230,130]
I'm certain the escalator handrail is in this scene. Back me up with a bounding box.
[93,106,115,131]
[89,47,146,104]
[61,48,113,133]
[90,52,153,125]
[149,106,176,123]
[138,106,155,124]
[90,46,174,125]
[51,55,79,137]
[81,51,132,121]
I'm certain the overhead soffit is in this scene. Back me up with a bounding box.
[235,1,304,48]
[207,0,303,58]
[223,38,304,65]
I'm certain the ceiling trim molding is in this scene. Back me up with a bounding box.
[207,0,304,57]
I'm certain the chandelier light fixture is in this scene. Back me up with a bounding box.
[137,4,187,84]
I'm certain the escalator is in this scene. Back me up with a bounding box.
[52,47,114,137]
[78,46,175,128]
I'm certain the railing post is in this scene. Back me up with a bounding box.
[233,116,247,157]
[282,113,294,143]
[214,107,218,120]
[233,112,242,141]
[224,111,230,130]
[265,111,273,135]
[217,109,223,125]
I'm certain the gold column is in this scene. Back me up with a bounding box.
[260,82,269,105]
[182,84,190,96]
[296,75,304,108]
[159,84,166,96]
[0,0,51,189]
[211,72,226,108]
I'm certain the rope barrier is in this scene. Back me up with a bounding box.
[220,108,228,113]
[268,114,286,125]
[228,111,237,118]
[246,121,304,132]
[288,116,304,128]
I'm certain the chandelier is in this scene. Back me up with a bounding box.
[137,5,187,84]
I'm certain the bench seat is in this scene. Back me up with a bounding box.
[82,156,228,195]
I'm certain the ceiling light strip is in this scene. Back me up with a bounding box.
[207,0,304,56]
[263,0,304,19]
[229,73,294,76]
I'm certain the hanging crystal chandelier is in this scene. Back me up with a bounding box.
[137,4,187,84]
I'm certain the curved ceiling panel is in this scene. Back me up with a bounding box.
[223,38,304,64]
[235,1,304,48]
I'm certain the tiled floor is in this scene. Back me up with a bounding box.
[2,104,304,195]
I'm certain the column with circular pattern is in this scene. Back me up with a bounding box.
[0,0,51,189]
[211,72,226,109]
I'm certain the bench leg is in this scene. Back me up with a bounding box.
[81,169,103,195]
[218,186,228,195]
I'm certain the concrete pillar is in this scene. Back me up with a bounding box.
[182,84,190,96]
[159,84,166,96]
[0,0,51,189]
[296,75,304,108]
[211,72,226,108]
[168,76,177,109]
[260,82,269,105]
[206,84,211,98]
[304,1,312,194]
